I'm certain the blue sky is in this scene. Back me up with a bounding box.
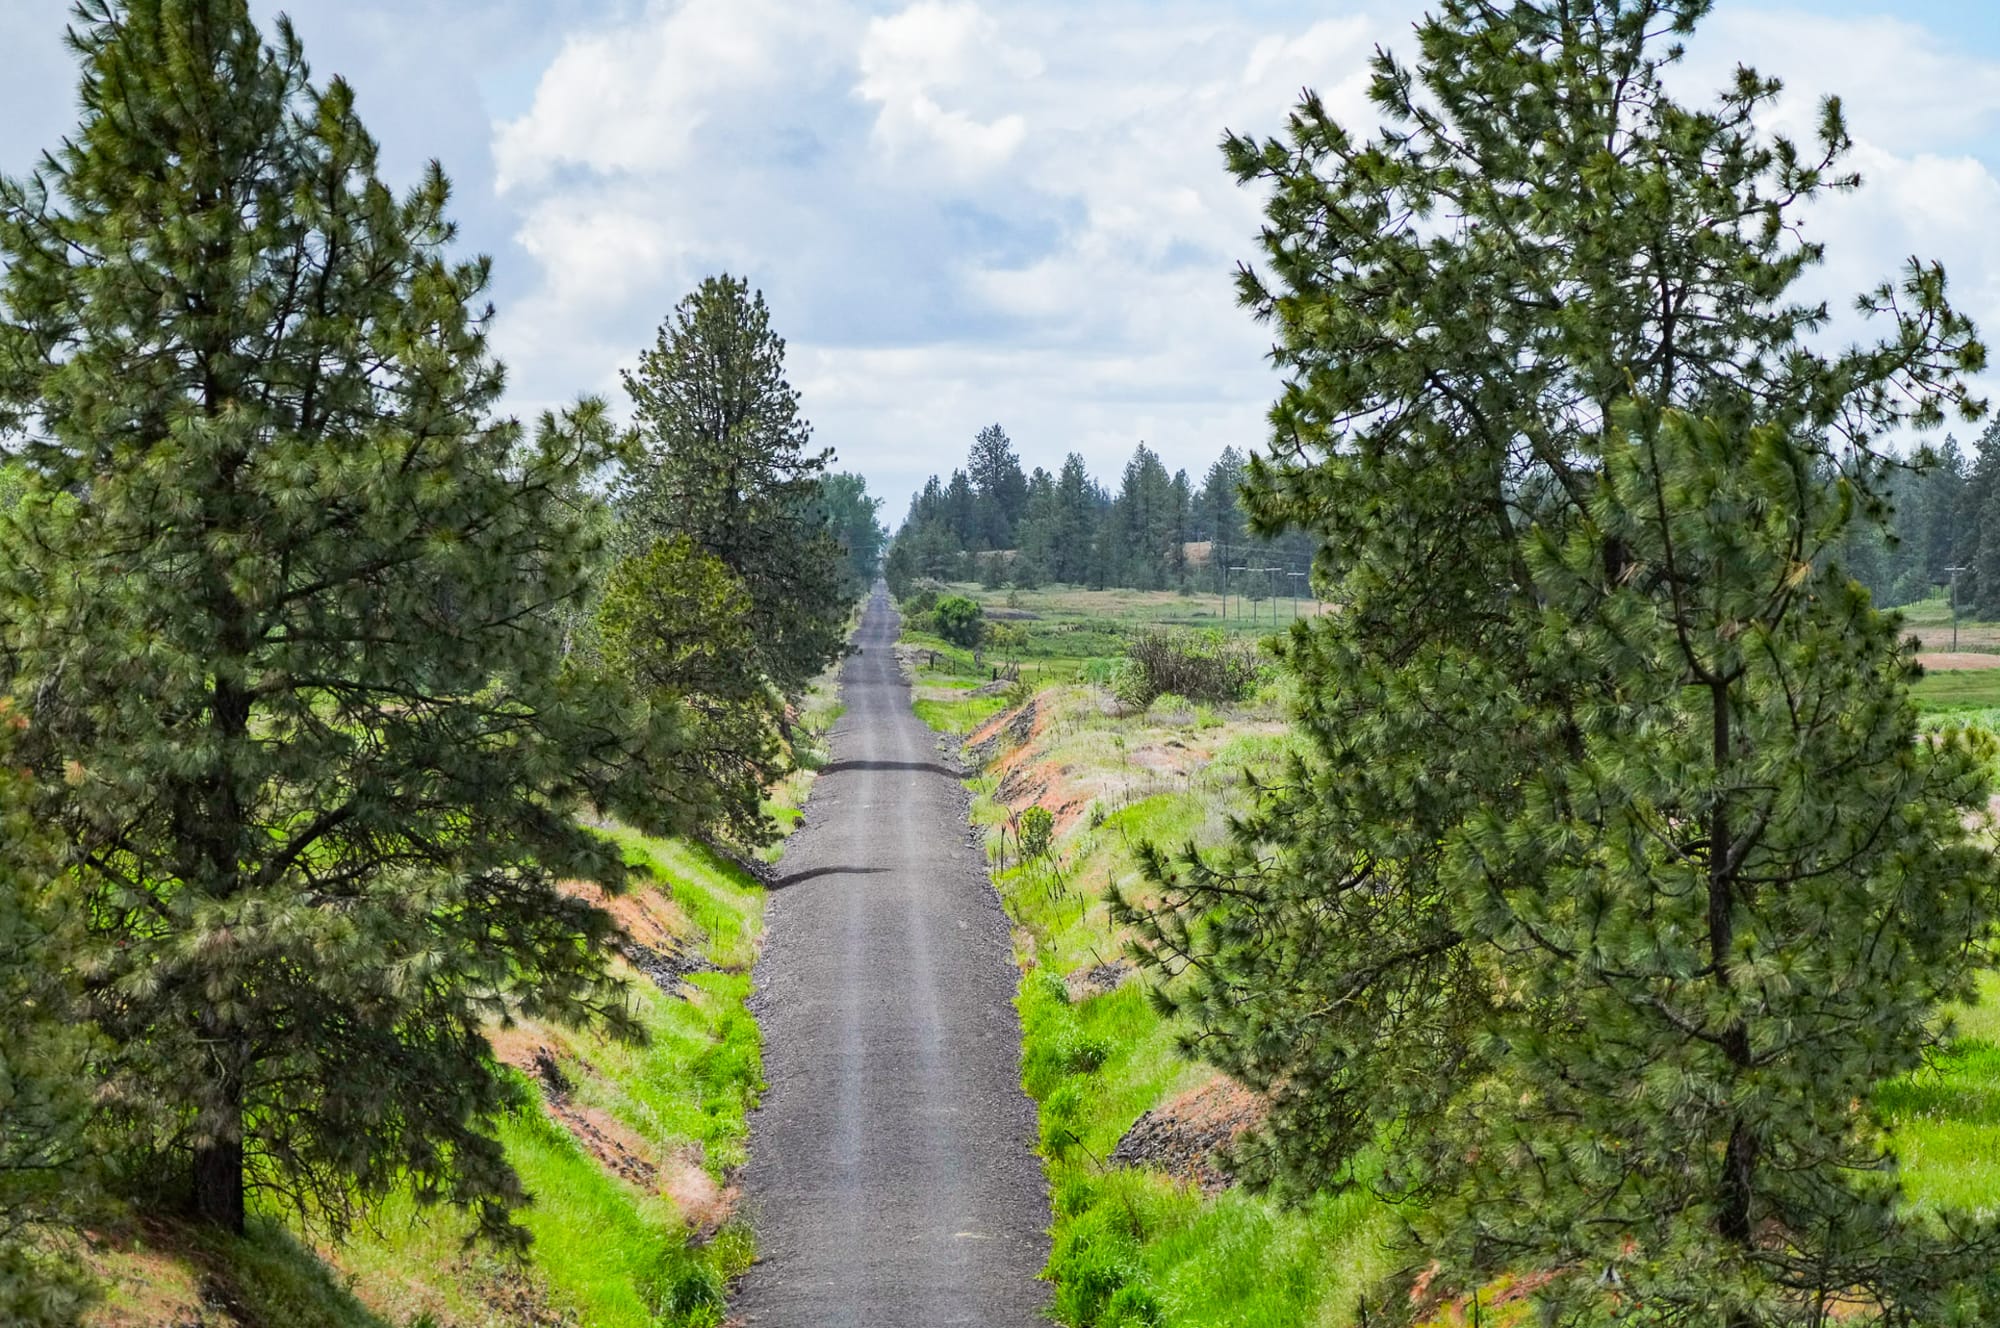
[2,1,1998,514]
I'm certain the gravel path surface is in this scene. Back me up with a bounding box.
[732,585,1050,1327]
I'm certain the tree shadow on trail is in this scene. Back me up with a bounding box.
[770,865,894,890]
[817,760,958,778]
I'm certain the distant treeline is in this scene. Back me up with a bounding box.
[884,425,1314,595]
[1844,420,2000,615]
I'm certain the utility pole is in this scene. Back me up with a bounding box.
[1948,565,1970,652]
[1218,543,1229,622]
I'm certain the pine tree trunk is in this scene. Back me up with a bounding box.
[1708,679,1758,1253]
[192,1072,246,1234]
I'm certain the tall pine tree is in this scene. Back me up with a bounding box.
[0,0,683,1239]
[619,275,851,697]
[1125,1,2000,1320]
[967,422,1028,548]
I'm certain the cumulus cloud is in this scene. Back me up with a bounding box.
[856,2,1040,177]
[469,0,2000,510]
[494,0,855,191]
[3,0,1997,510]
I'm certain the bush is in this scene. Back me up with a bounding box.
[1019,806,1055,859]
[1116,629,1259,708]
[933,595,985,648]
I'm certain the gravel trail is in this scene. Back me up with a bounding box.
[732,584,1050,1326]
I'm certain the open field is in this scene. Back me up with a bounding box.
[899,583,1301,741]
[906,592,2000,1327]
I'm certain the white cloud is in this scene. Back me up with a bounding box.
[474,0,2000,512]
[856,2,1039,177]
[493,0,853,192]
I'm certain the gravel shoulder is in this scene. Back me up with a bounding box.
[732,585,1050,1327]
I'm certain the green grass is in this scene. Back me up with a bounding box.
[499,823,769,1324]
[899,592,1382,1327]
[498,1087,748,1328]
[103,1220,396,1328]
[1913,668,2000,711]
[606,827,764,969]
[912,693,1012,734]
[1884,975,2000,1221]
[901,583,1294,694]
[1047,1170,1390,1328]
[1011,870,1390,1328]
[323,821,766,1327]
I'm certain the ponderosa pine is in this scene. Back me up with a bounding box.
[1124,1,2000,1321]
[0,0,687,1241]
[618,276,851,698]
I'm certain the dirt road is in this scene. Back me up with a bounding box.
[732,586,1049,1326]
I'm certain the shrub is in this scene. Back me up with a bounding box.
[1117,628,1259,708]
[1109,659,1151,711]
[932,595,985,647]
[1019,806,1055,859]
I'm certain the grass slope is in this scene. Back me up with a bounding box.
[84,669,843,1328]
[904,630,1389,1327]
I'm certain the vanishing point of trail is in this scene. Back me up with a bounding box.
[733,585,1050,1326]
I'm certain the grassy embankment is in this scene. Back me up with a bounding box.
[1888,655,2000,1218]
[904,583,2000,1328]
[902,584,1389,1328]
[81,674,845,1328]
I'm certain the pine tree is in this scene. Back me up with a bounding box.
[1013,466,1058,587]
[1196,448,1248,590]
[619,275,850,696]
[943,469,979,550]
[1114,444,1178,590]
[0,0,679,1239]
[967,423,1028,549]
[1051,453,1099,585]
[1124,1,1999,1320]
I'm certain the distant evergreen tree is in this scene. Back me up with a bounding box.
[620,275,850,696]
[883,438,1313,596]
[1014,466,1059,586]
[1960,422,2000,617]
[0,0,678,1239]
[1195,448,1248,589]
[1112,445,1179,590]
[967,423,1028,548]
[1126,2,2000,1321]
[1051,453,1100,584]
[1169,468,1193,587]
[943,469,979,549]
